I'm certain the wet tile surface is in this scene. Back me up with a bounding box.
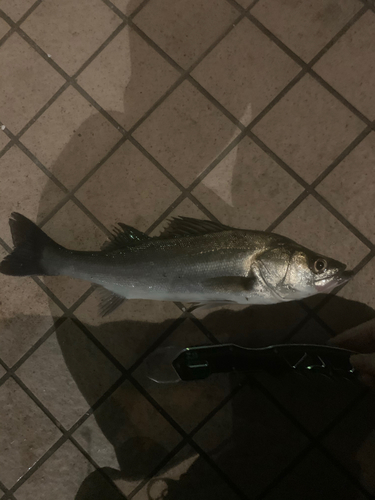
[0,0,374,498]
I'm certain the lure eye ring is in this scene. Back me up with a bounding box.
[313,258,327,274]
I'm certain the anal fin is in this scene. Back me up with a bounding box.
[98,288,126,317]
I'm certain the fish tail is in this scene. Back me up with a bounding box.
[0,213,63,276]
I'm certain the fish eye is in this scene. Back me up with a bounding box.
[313,258,327,274]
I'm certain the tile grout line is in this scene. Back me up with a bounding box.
[247,376,373,499]
[0,2,374,496]
[256,387,370,499]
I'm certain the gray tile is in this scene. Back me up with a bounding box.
[252,0,362,62]
[77,27,180,130]
[194,384,308,498]
[192,18,299,125]
[75,140,181,230]
[317,132,375,244]
[0,378,61,488]
[21,86,123,190]
[314,11,375,120]
[133,81,239,187]
[193,136,303,230]
[15,441,123,500]
[16,319,121,428]
[253,74,365,183]
[22,0,122,75]
[0,33,64,133]
[0,244,63,367]
[0,0,37,21]
[133,0,239,69]
[73,379,182,497]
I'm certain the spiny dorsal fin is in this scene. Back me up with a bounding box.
[98,287,126,317]
[102,222,150,252]
[158,216,232,239]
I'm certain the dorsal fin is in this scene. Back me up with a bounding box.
[158,216,232,239]
[101,222,150,252]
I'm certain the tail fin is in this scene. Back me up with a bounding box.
[0,213,62,276]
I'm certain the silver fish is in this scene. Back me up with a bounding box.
[0,213,352,316]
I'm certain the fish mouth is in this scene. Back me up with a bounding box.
[315,269,353,293]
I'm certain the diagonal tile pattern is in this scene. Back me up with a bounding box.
[0,0,375,498]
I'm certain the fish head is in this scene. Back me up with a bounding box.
[257,244,352,301]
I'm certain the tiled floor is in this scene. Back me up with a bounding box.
[0,0,375,498]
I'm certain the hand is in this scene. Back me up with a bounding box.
[328,318,375,388]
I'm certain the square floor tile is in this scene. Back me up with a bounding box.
[74,379,182,497]
[40,201,107,308]
[192,18,299,125]
[15,441,123,500]
[0,17,10,38]
[132,445,242,500]
[134,319,234,432]
[193,136,303,229]
[110,0,145,15]
[133,81,239,186]
[76,140,180,230]
[318,257,375,334]
[252,0,362,62]
[314,11,375,120]
[77,27,179,130]
[133,0,239,69]
[0,129,10,151]
[0,146,65,246]
[317,132,375,244]
[0,246,62,367]
[0,378,61,488]
[0,0,37,21]
[275,195,369,270]
[74,292,181,368]
[324,393,375,496]
[16,319,121,428]
[21,86,123,190]
[264,449,367,500]
[194,384,308,498]
[253,74,365,183]
[0,33,64,133]
[22,0,122,75]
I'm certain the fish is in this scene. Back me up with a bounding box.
[0,212,352,316]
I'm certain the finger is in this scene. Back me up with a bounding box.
[350,354,375,375]
[328,319,375,353]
